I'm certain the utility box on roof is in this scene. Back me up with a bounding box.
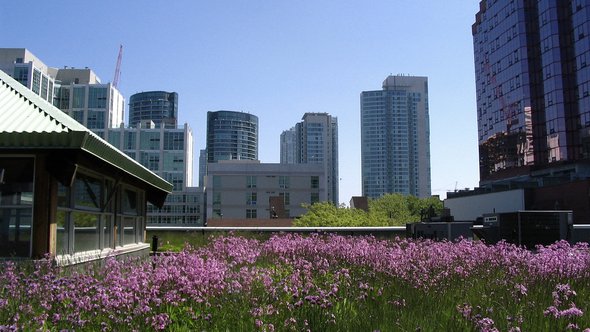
[473,211,572,248]
[406,221,473,241]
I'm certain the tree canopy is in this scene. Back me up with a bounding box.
[293,194,444,227]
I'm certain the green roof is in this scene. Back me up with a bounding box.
[0,69,173,206]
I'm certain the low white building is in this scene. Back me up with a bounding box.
[444,189,527,221]
[205,160,326,221]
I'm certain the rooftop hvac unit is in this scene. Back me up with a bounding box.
[472,211,573,248]
[406,221,473,242]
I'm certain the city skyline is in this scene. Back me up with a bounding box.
[0,1,481,204]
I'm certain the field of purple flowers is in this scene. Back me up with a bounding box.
[1,233,590,331]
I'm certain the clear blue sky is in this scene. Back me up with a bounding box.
[1,0,481,204]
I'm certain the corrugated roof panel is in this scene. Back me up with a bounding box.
[0,82,69,134]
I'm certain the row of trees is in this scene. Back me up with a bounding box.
[293,194,444,227]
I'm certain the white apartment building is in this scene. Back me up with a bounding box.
[0,48,55,102]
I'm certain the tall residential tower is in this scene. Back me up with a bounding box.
[360,75,431,198]
[280,113,339,204]
[129,91,178,128]
[206,110,258,162]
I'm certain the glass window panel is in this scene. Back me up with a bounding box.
[162,152,184,171]
[163,132,184,150]
[311,176,319,189]
[41,76,48,99]
[140,131,161,150]
[122,189,139,215]
[103,215,112,249]
[73,212,99,253]
[0,157,34,258]
[74,173,102,210]
[72,110,85,124]
[247,176,257,188]
[13,67,29,86]
[122,217,136,245]
[279,176,289,189]
[73,87,86,108]
[246,209,257,218]
[125,132,137,149]
[247,192,257,205]
[86,110,105,129]
[56,210,68,255]
[32,69,40,94]
[280,192,290,205]
[88,87,107,108]
[108,132,121,148]
[54,87,70,109]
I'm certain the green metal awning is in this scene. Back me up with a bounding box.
[0,69,173,206]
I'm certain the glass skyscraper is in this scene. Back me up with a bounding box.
[474,0,590,185]
[360,75,431,199]
[206,110,258,162]
[280,113,339,205]
[129,91,178,128]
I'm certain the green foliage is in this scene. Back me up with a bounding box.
[294,194,444,227]
[293,202,371,227]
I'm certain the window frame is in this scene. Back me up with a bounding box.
[0,155,35,258]
[56,167,146,257]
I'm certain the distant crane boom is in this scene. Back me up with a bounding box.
[113,45,123,88]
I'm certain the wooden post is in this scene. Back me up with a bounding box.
[32,155,51,258]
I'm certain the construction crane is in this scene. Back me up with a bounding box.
[113,45,123,89]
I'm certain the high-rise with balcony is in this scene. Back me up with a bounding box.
[52,68,125,132]
[129,91,178,128]
[360,75,431,198]
[280,113,339,205]
[473,1,590,186]
[206,110,258,162]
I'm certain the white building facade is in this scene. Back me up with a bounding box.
[52,68,125,132]
[0,48,55,102]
